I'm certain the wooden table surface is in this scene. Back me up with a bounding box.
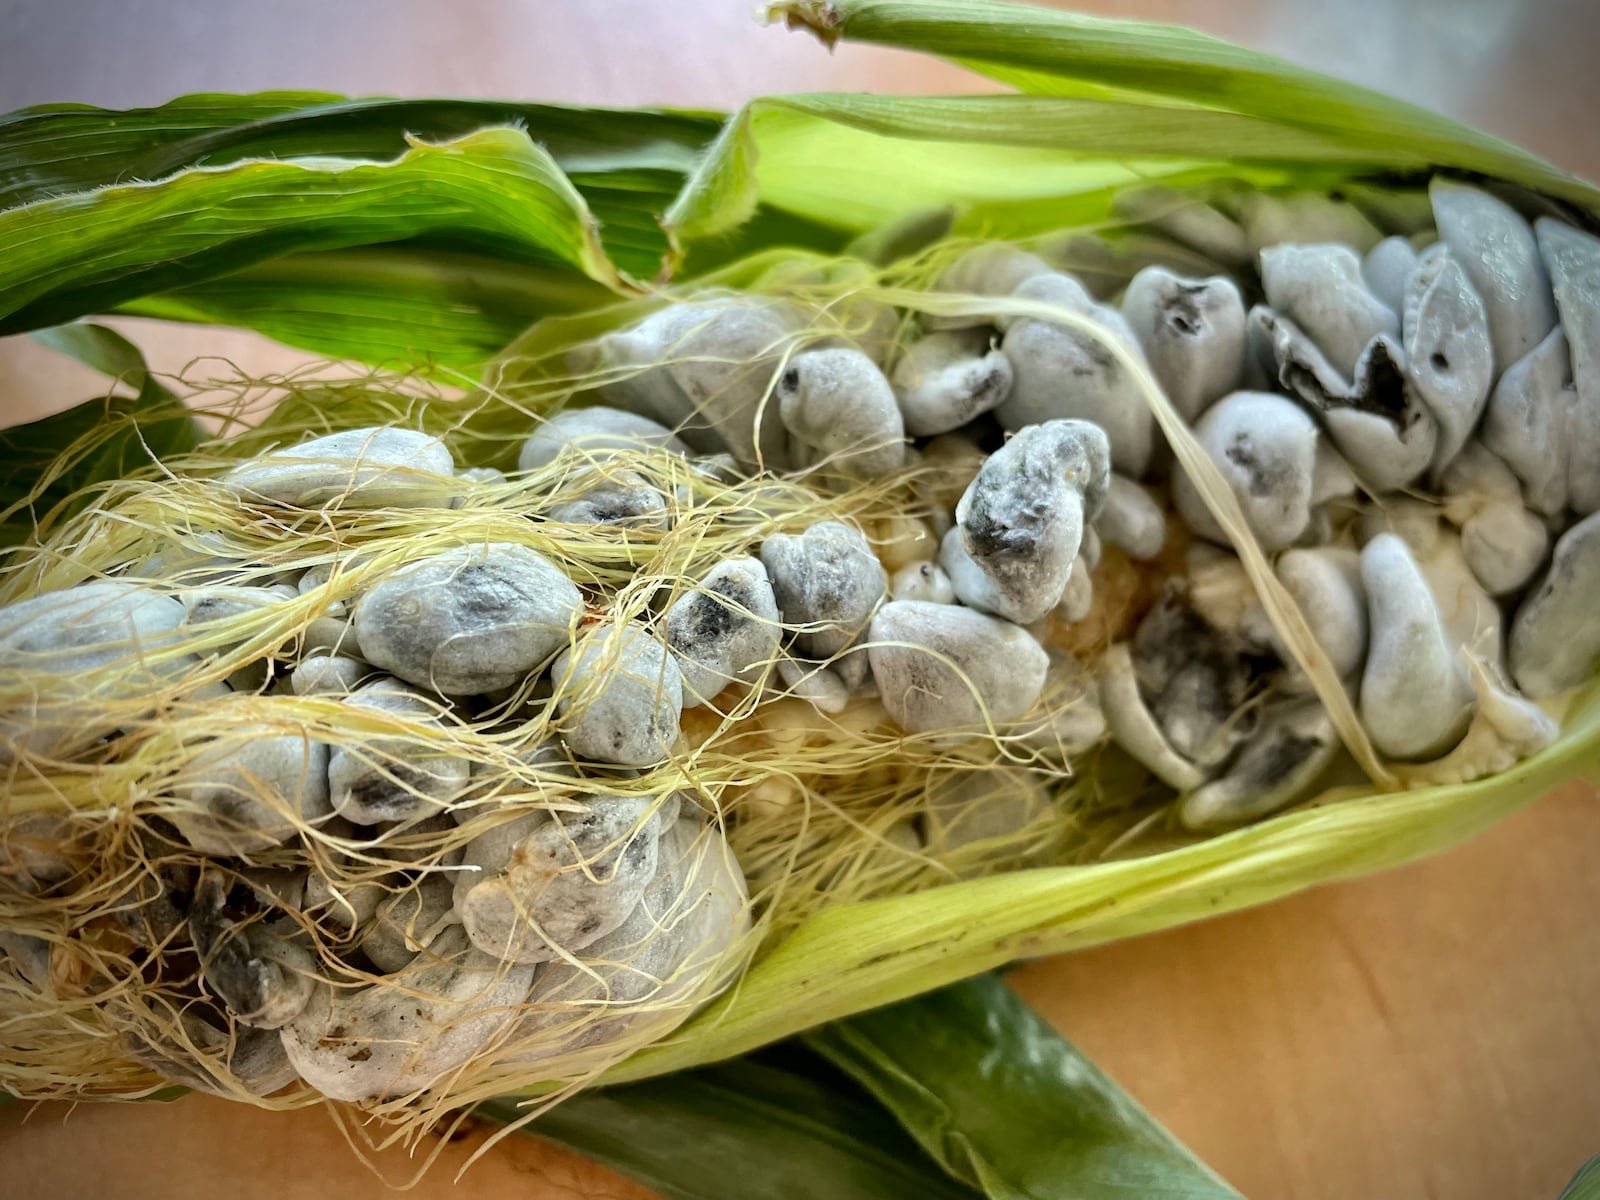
[2,3,1598,1197]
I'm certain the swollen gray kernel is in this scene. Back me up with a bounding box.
[1178,700,1340,830]
[222,427,454,509]
[189,874,315,1030]
[0,931,51,990]
[1260,243,1400,379]
[554,623,684,767]
[1120,267,1247,421]
[1535,218,1600,513]
[279,926,536,1102]
[1325,336,1439,491]
[1132,591,1261,771]
[926,243,1054,329]
[665,557,782,707]
[1232,188,1384,255]
[128,1010,299,1098]
[1110,185,1252,267]
[1481,326,1574,516]
[456,796,662,964]
[0,581,191,760]
[664,302,800,469]
[1274,547,1367,689]
[1431,179,1558,374]
[303,871,389,935]
[776,346,907,477]
[328,679,471,825]
[760,520,886,664]
[1250,307,1438,490]
[1509,511,1600,698]
[890,560,956,605]
[508,817,750,1065]
[361,875,459,974]
[1363,236,1420,315]
[775,657,851,714]
[1056,557,1093,624]
[866,600,1049,733]
[1402,249,1493,472]
[953,419,1112,624]
[1360,503,1505,667]
[1096,642,1207,792]
[1171,390,1319,552]
[168,727,332,856]
[1094,474,1167,561]
[1441,443,1550,596]
[547,471,670,531]
[1359,533,1476,761]
[1017,649,1105,762]
[890,329,1014,437]
[179,585,295,654]
[1311,440,1359,507]
[923,767,1050,854]
[1003,271,1097,329]
[518,407,690,473]
[1461,505,1550,596]
[997,300,1154,475]
[597,299,799,467]
[301,614,362,659]
[939,526,1004,613]
[353,543,582,696]
[290,654,365,696]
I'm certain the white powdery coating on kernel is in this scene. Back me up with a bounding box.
[518,406,690,473]
[222,426,454,509]
[353,543,582,696]
[1172,390,1319,553]
[1431,179,1558,374]
[0,581,192,760]
[1358,533,1476,761]
[457,796,662,964]
[866,600,1048,734]
[1510,510,1600,698]
[665,557,781,707]
[1260,243,1398,380]
[760,520,886,664]
[776,346,906,477]
[1120,267,1247,423]
[554,623,684,767]
[953,418,1110,625]
[327,679,470,825]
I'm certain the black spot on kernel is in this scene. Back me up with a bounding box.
[780,365,801,393]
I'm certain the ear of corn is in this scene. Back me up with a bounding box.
[2,0,1598,1119]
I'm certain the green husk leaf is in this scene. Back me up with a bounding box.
[1560,1156,1600,1200]
[664,92,1326,255]
[806,974,1239,1198]
[0,126,631,340]
[114,248,617,370]
[1,323,200,544]
[482,1054,980,1200]
[769,0,1599,208]
[0,94,721,277]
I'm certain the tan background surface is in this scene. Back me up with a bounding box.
[2,1,1598,1197]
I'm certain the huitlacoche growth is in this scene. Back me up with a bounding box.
[2,173,1597,1109]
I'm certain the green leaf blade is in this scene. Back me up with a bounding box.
[2,323,200,545]
[483,1056,981,1200]
[769,0,1598,207]
[0,126,630,340]
[805,975,1240,1200]
[115,247,616,370]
